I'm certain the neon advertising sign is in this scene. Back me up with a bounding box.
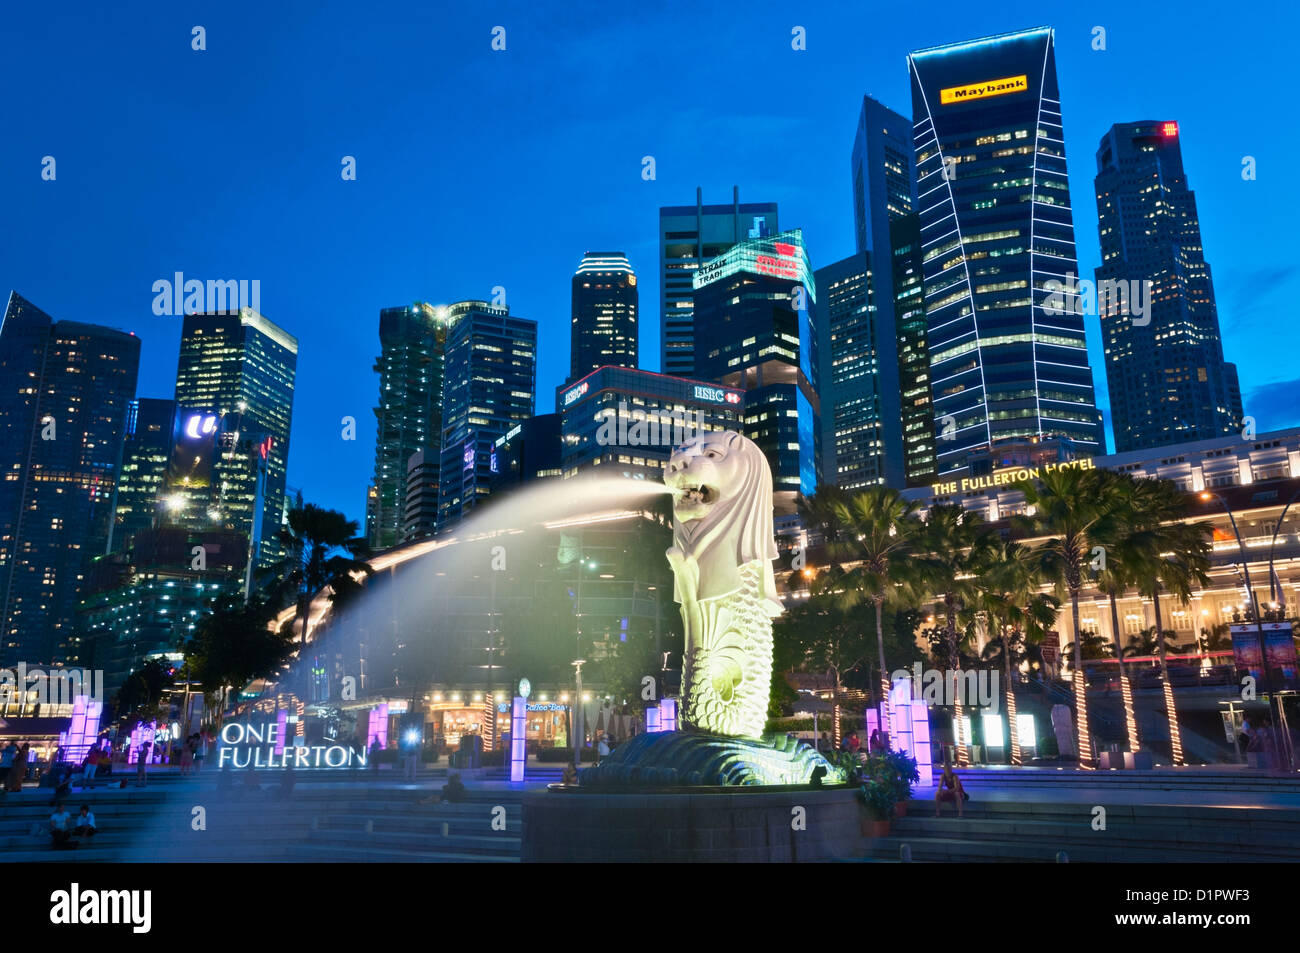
[692,385,741,405]
[563,380,589,406]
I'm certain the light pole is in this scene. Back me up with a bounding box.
[1201,490,1295,771]
[1266,484,1300,606]
[572,659,586,770]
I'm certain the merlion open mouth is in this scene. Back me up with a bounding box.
[675,484,718,507]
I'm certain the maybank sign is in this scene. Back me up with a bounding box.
[940,74,1028,105]
[930,457,1094,496]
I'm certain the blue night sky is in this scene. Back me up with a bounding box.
[3,0,1298,529]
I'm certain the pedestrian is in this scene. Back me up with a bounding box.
[73,804,97,838]
[49,802,75,849]
[847,731,861,754]
[869,729,886,754]
[179,736,195,776]
[370,736,383,773]
[561,762,579,786]
[597,733,610,762]
[193,731,208,772]
[934,761,966,818]
[80,746,99,790]
[136,741,151,787]
[5,743,30,792]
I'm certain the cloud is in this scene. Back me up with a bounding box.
[1244,376,1300,431]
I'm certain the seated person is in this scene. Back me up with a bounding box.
[49,803,75,848]
[74,804,97,837]
[934,763,966,818]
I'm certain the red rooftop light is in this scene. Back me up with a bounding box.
[1162,121,1178,137]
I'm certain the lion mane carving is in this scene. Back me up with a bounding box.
[664,431,783,739]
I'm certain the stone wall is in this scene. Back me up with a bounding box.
[522,786,864,862]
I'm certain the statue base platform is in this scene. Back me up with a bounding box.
[578,730,844,787]
[521,785,863,862]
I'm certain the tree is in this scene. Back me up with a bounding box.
[1091,470,1146,751]
[968,537,1058,764]
[280,503,370,646]
[917,502,994,765]
[184,592,295,726]
[1017,466,1120,767]
[817,487,926,722]
[113,659,176,727]
[1124,478,1212,765]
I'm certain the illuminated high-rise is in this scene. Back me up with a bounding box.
[0,292,141,665]
[173,308,297,570]
[570,253,638,382]
[436,302,537,530]
[659,187,778,377]
[1094,120,1243,451]
[367,303,450,549]
[909,27,1103,477]
[692,230,820,514]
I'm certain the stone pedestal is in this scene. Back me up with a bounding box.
[522,787,863,862]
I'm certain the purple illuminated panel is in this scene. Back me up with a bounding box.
[658,697,677,732]
[367,703,389,749]
[275,709,288,756]
[510,696,527,783]
[58,695,103,764]
[645,707,662,733]
[888,677,932,786]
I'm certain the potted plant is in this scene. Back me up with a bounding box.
[856,779,896,837]
[883,750,920,817]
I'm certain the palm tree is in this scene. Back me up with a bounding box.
[1017,466,1120,767]
[1125,478,1213,765]
[280,503,370,646]
[820,487,926,731]
[918,503,994,765]
[1091,471,1144,752]
[970,538,1058,764]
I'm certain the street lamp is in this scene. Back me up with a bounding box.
[1266,483,1300,606]
[1200,490,1295,771]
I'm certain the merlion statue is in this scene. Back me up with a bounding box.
[574,430,840,786]
[663,431,783,738]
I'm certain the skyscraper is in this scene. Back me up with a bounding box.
[110,398,177,552]
[367,303,449,550]
[659,187,778,377]
[815,252,901,489]
[1094,120,1243,452]
[173,308,297,571]
[570,253,638,382]
[692,230,820,514]
[436,301,537,530]
[852,95,916,257]
[0,292,141,666]
[909,27,1103,477]
[891,213,938,487]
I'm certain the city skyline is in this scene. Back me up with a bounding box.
[3,2,1296,530]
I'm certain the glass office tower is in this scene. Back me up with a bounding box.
[367,302,449,549]
[1094,120,1242,452]
[909,27,1103,477]
[659,187,778,378]
[110,398,178,553]
[173,308,297,571]
[0,292,141,666]
[570,253,638,382]
[692,230,820,514]
[436,302,537,530]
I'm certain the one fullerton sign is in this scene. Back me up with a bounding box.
[217,721,365,768]
[940,74,1028,105]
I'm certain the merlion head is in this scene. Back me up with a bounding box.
[663,431,781,610]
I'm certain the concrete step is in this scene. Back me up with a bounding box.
[287,843,519,863]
